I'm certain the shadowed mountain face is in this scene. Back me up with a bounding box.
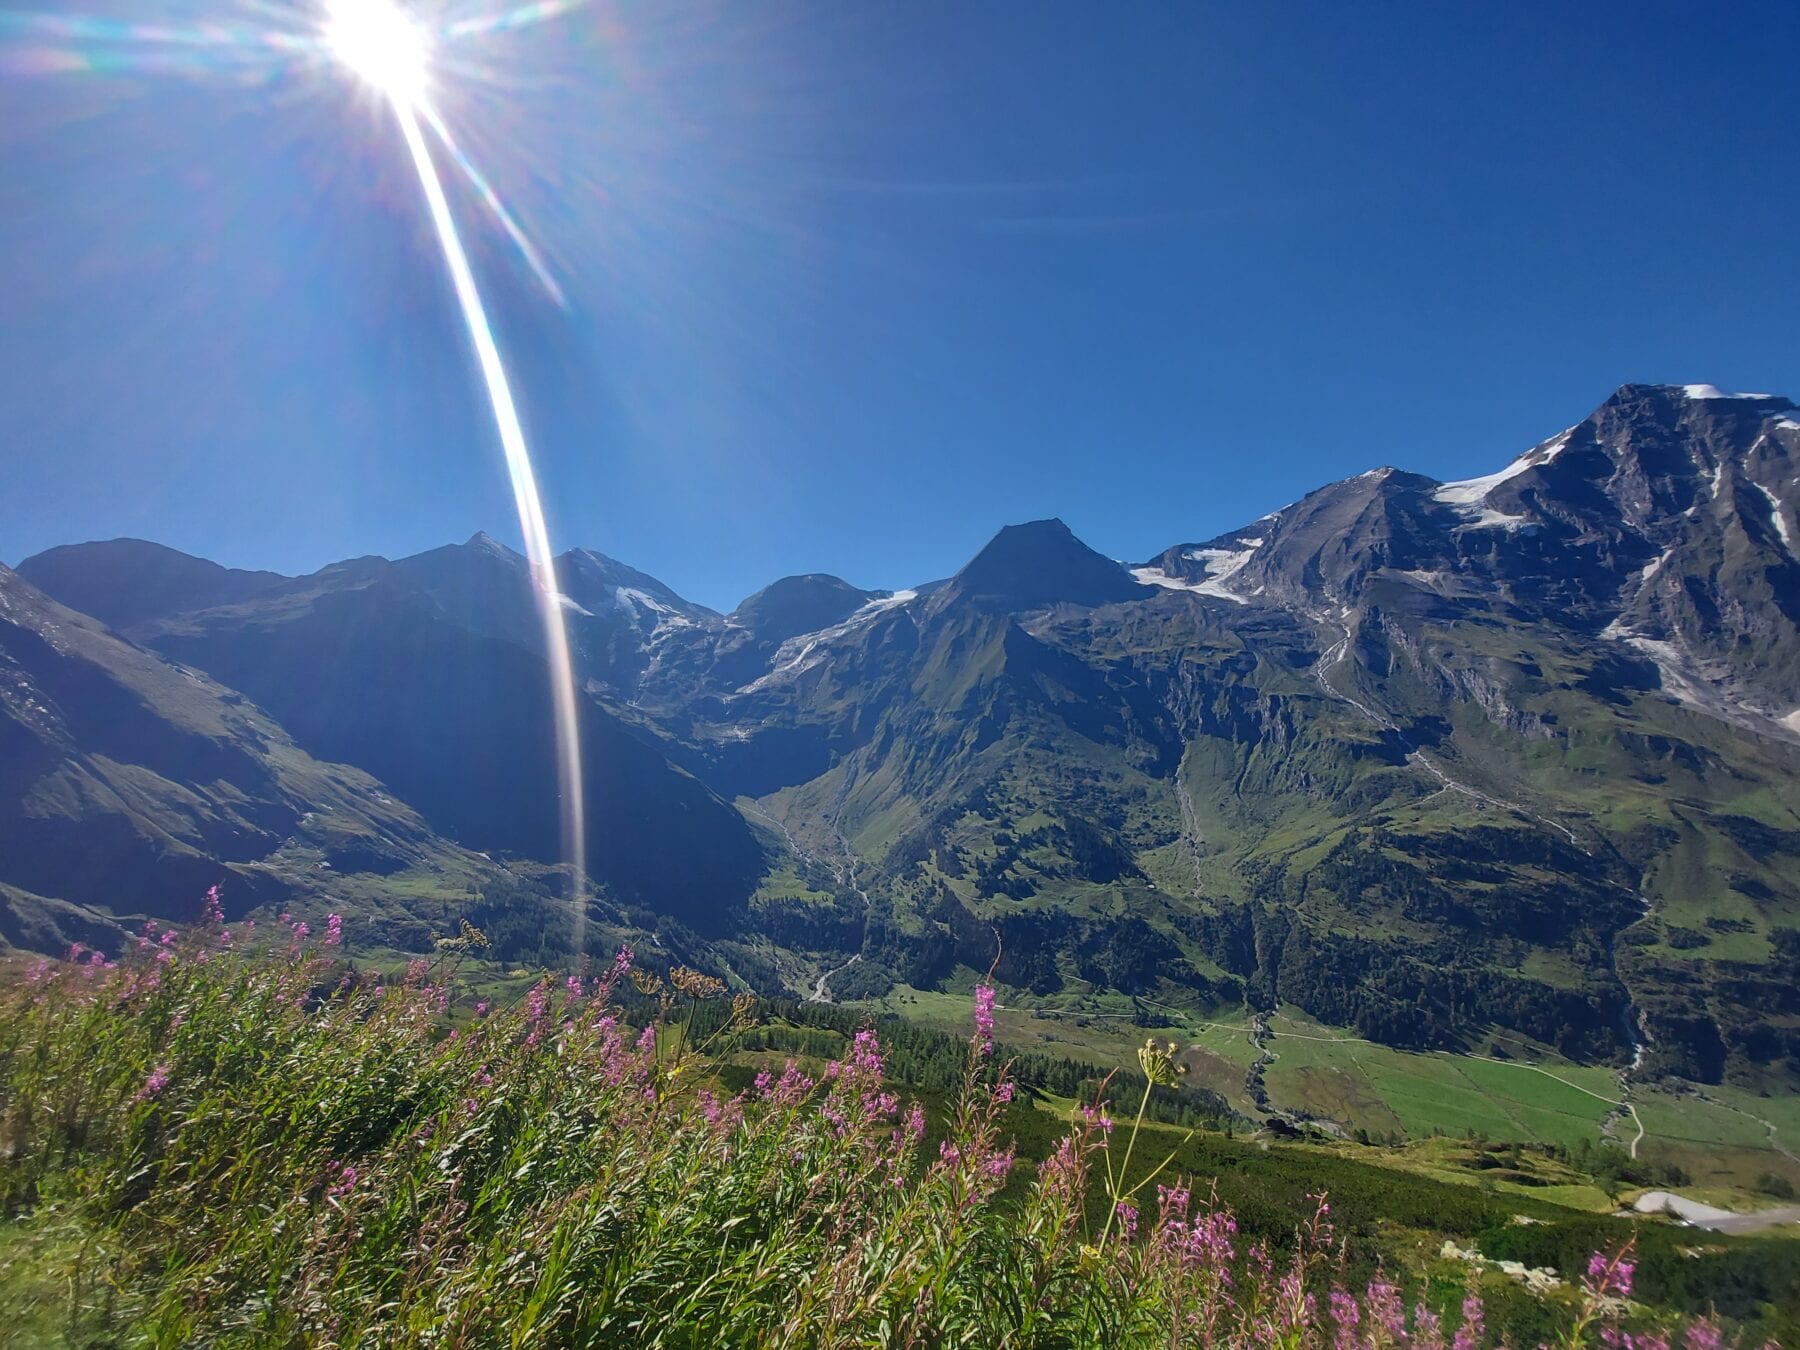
[15,385,1800,1089]
[0,563,456,948]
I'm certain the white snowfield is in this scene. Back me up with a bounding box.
[1681,384,1779,401]
[1130,538,1262,604]
[1432,430,1570,529]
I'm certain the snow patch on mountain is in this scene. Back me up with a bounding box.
[1682,384,1779,401]
[1755,484,1793,553]
[737,591,920,694]
[1433,431,1570,527]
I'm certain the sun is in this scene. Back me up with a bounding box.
[323,0,431,105]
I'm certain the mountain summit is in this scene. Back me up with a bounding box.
[940,518,1148,612]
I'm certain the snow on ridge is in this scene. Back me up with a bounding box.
[1682,384,1778,401]
[1433,430,1571,514]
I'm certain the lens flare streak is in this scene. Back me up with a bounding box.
[393,93,587,911]
[418,102,566,308]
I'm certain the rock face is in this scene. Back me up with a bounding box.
[14,385,1800,1088]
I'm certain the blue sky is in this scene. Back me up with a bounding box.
[2,0,1796,611]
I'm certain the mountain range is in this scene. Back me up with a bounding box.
[6,383,1799,1089]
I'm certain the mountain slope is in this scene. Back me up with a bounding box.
[0,562,468,944]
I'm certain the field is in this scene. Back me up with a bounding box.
[864,987,1800,1211]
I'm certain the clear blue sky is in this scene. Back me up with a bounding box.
[2,0,1796,611]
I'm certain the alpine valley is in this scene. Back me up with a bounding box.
[8,383,1800,1095]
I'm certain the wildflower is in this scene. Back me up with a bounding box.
[66,942,84,962]
[326,1162,357,1200]
[1137,1036,1187,1088]
[982,1148,1014,1179]
[1586,1247,1635,1299]
[321,912,343,946]
[219,927,232,944]
[1113,1200,1138,1240]
[903,1102,926,1140]
[566,973,584,1001]
[1685,1322,1724,1350]
[973,983,996,1056]
[202,884,224,925]
[526,981,550,1024]
[288,921,310,954]
[993,1079,1014,1105]
[1451,1288,1485,1350]
[136,1064,171,1101]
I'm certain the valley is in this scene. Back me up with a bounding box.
[5,383,1800,1158]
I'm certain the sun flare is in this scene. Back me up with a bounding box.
[322,0,430,105]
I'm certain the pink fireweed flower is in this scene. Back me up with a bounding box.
[326,1162,357,1199]
[288,922,309,954]
[160,930,176,946]
[525,982,549,1023]
[475,1001,488,1016]
[993,1079,1014,1104]
[202,884,224,925]
[1586,1248,1635,1299]
[1114,1201,1138,1240]
[566,974,584,1001]
[1684,1321,1724,1350]
[136,1064,171,1101]
[324,913,343,946]
[218,927,231,944]
[1451,1290,1485,1350]
[973,983,996,1056]
[903,1102,926,1140]
[1366,1277,1406,1341]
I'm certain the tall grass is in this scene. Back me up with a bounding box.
[0,906,1730,1348]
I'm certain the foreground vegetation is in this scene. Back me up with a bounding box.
[0,906,1779,1346]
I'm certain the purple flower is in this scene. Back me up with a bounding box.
[135,1064,170,1101]
[1114,1200,1138,1240]
[324,913,343,946]
[202,884,224,926]
[326,1162,357,1199]
[1586,1248,1635,1299]
[973,984,996,1056]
